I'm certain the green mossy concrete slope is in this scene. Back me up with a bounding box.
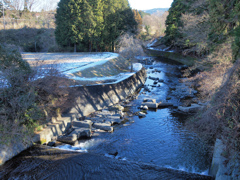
[146,49,197,66]
[74,56,130,78]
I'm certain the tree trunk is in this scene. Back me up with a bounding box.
[89,40,92,52]
[111,40,114,52]
[74,43,76,53]
[35,41,37,52]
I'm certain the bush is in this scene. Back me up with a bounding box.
[0,44,42,144]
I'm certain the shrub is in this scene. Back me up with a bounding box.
[0,44,42,144]
[0,44,73,145]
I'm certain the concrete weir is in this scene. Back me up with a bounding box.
[0,66,146,165]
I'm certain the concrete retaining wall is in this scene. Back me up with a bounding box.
[146,48,197,66]
[210,139,240,179]
[0,67,146,166]
[67,67,147,118]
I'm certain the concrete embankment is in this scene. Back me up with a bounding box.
[146,48,197,66]
[210,139,240,179]
[0,67,146,165]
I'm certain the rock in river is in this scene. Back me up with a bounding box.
[72,120,93,129]
[143,98,156,103]
[178,103,203,113]
[158,102,173,108]
[57,128,91,144]
[142,102,158,109]
[138,112,146,118]
[142,105,149,110]
[93,123,114,132]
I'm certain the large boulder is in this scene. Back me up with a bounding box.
[93,123,114,132]
[57,128,91,144]
[158,102,173,108]
[107,114,124,125]
[72,120,93,129]
[143,98,156,103]
[138,112,146,118]
[141,102,158,109]
[178,103,203,113]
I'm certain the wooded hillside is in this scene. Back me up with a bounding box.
[163,0,240,150]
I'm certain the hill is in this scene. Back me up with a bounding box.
[143,8,169,15]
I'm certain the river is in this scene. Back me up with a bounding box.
[75,57,211,173]
[0,56,212,179]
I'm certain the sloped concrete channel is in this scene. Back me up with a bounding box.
[0,58,214,179]
[0,145,212,180]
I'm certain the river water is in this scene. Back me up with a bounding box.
[57,57,211,173]
[0,57,212,179]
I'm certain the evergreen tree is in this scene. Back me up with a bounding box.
[55,0,83,52]
[102,0,136,51]
[0,2,3,17]
[80,0,95,51]
[88,0,104,51]
[164,0,191,46]
[55,0,135,52]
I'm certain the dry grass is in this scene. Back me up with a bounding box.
[185,40,240,150]
[185,40,234,100]
[188,59,240,149]
[0,18,55,30]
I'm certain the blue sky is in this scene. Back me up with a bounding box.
[128,0,173,10]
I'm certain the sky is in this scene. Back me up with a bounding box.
[128,0,173,10]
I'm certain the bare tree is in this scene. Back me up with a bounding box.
[20,0,40,11]
[9,0,23,10]
[41,0,58,11]
[28,0,40,11]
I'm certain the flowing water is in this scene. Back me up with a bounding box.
[58,57,211,174]
[0,57,212,179]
